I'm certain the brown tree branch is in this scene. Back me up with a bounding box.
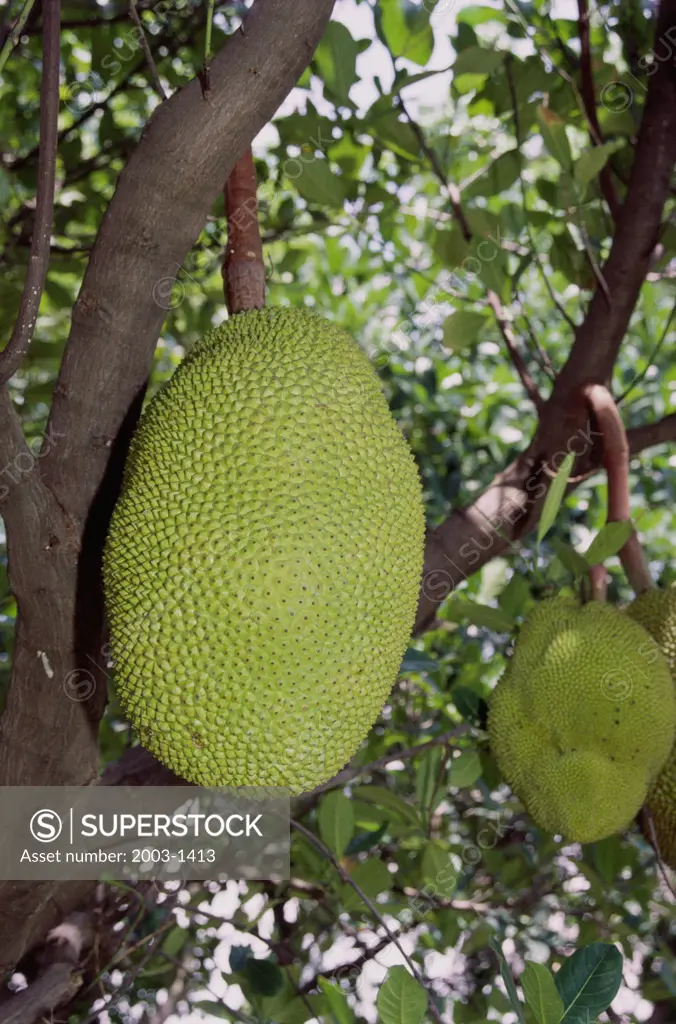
[129,0,166,101]
[486,290,544,410]
[583,384,653,595]
[2,0,673,988]
[223,149,266,312]
[0,913,94,1024]
[576,0,622,219]
[0,0,336,978]
[298,935,402,994]
[415,0,676,633]
[0,0,60,385]
[415,404,676,633]
[627,411,676,452]
[10,12,194,174]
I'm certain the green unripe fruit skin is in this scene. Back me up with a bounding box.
[103,308,425,794]
[489,596,676,843]
[627,586,676,867]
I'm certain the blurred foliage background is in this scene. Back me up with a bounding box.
[1,0,676,1020]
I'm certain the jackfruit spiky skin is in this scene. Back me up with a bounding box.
[103,308,425,794]
[627,587,676,675]
[627,586,676,867]
[488,596,676,843]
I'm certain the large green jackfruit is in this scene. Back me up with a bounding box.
[488,596,676,843]
[627,586,676,867]
[103,308,425,793]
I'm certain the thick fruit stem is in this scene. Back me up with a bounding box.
[222,148,266,314]
[583,383,654,596]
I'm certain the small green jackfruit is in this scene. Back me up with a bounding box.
[488,596,676,843]
[103,308,425,794]
[627,586,676,867]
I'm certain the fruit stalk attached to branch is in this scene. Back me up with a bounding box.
[582,383,653,596]
[222,148,266,314]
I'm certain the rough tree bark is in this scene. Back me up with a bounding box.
[0,0,675,1011]
[0,0,337,978]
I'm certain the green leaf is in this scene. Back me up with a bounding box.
[352,785,422,828]
[450,750,482,789]
[452,685,485,726]
[415,744,445,810]
[192,1002,233,1020]
[445,597,515,633]
[442,311,488,351]
[229,945,253,972]
[371,111,421,161]
[421,840,451,886]
[243,958,285,997]
[454,46,505,77]
[537,452,575,544]
[458,5,508,26]
[45,277,74,309]
[498,573,532,618]
[574,140,625,184]
[401,648,437,674]
[549,538,591,579]
[340,858,392,911]
[161,926,189,958]
[318,790,355,858]
[434,229,470,268]
[593,836,626,885]
[272,994,325,1024]
[314,21,359,106]
[491,938,527,1024]
[0,168,12,206]
[536,106,573,171]
[378,0,434,66]
[554,943,623,1023]
[391,67,451,95]
[521,962,565,1024]
[463,150,520,198]
[583,522,634,565]
[289,158,346,207]
[377,967,427,1024]
[345,822,387,856]
[319,979,355,1024]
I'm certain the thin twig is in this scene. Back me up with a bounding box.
[397,94,472,243]
[641,807,676,901]
[10,17,191,172]
[204,0,216,68]
[79,894,183,1024]
[0,0,60,386]
[505,55,579,333]
[398,76,546,405]
[223,148,266,312]
[588,563,608,601]
[582,383,654,595]
[291,819,444,1024]
[486,290,544,410]
[0,0,37,74]
[576,0,621,218]
[619,298,676,403]
[299,934,405,994]
[512,293,556,378]
[129,0,166,100]
[307,725,471,797]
